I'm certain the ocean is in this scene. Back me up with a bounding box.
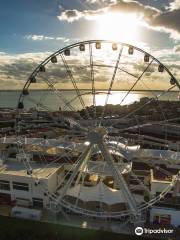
[0,90,179,111]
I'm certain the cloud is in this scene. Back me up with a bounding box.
[0,43,179,91]
[174,45,180,52]
[0,52,99,89]
[56,37,70,42]
[25,35,44,41]
[108,1,160,17]
[24,35,69,42]
[86,0,116,4]
[57,1,160,22]
[58,10,83,22]
[57,0,180,39]
[0,52,50,89]
[57,8,106,22]
[149,8,180,36]
[169,0,180,10]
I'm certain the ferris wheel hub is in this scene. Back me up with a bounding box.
[16,40,179,220]
[87,127,107,144]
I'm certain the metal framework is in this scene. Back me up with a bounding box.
[15,40,180,221]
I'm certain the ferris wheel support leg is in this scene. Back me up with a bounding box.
[75,148,92,186]
[130,211,146,226]
[59,205,71,221]
[74,167,85,187]
[58,144,93,200]
[98,142,139,217]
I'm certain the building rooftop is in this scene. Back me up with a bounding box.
[0,160,61,179]
[150,168,179,183]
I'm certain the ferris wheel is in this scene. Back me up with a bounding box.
[16,40,180,221]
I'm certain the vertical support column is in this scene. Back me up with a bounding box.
[98,142,138,216]
[58,144,92,200]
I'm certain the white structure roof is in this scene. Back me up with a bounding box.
[0,137,180,161]
[66,181,144,205]
[0,160,60,179]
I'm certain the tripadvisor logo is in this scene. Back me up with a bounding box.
[135,226,174,236]
[135,227,143,236]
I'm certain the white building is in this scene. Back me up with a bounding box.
[0,159,64,208]
[150,169,180,227]
[150,207,180,227]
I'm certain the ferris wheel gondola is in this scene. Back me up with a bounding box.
[16,40,180,221]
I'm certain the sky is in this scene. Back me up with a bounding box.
[0,0,180,90]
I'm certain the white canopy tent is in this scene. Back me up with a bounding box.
[66,181,144,205]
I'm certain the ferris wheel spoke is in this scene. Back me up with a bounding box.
[60,53,91,120]
[144,160,175,178]
[40,75,77,112]
[20,85,52,113]
[23,95,87,136]
[59,144,93,199]
[119,59,154,106]
[26,95,53,112]
[98,142,138,216]
[89,43,97,124]
[130,171,151,197]
[100,46,124,125]
[105,134,129,166]
[16,40,179,219]
[29,85,53,112]
[117,85,176,124]
[55,155,83,193]
[74,153,91,186]
[36,153,73,174]
[21,96,66,131]
[119,115,180,135]
[62,91,91,112]
[39,86,52,105]
[139,79,166,121]
[93,64,138,79]
[38,75,88,126]
[41,151,74,169]
[74,172,87,209]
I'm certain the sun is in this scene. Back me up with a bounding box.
[96,12,140,43]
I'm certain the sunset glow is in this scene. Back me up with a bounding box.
[96,12,140,43]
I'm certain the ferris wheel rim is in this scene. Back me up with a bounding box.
[17,39,180,107]
[15,39,180,219]
[15,134,180,218]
